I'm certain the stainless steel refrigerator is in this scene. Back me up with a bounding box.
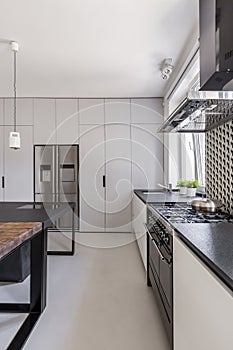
[34,145,79,229]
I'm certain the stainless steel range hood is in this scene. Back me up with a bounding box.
[159,0,233,133]
[158,90,233,133]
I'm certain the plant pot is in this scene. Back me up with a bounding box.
[179,187,187,195]
[187,188,197,197]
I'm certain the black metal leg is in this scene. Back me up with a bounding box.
[30,228,47,313]
[0,303,30,313]
[0,229,48,350]
[47,206,75,256]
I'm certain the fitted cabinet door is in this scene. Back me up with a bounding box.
[131,98,163,124]
[132,124,164,188]
[105,99,130,124]
[174,236,233,350]
[56,99,78,144]
[34,99,56,144]
[79,99,104,124]
[105,124,132,232]
[4,99,33,125]
[132,194,147,269]
[0,99,4,125]
[4,126,33,201]
[0,127,3,201]
[79,124,105,231]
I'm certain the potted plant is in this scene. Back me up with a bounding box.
[176,180,188,195]
[187,180,199,197]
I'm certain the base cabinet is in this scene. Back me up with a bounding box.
[174,235,233,350]
[132,194,147,269]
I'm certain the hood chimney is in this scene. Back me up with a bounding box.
[199,0,233,90]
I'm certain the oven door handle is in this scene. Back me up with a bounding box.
[152,240,172,265]
[152,240,165,261]
[144,223,172,265]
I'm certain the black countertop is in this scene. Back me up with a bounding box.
[0,202,75,229]
[173,223,233,292]
[145,195,233,293]
[134,189,200,204]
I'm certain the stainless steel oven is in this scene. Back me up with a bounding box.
[146,205,173,348]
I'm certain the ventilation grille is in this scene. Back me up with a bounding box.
[206,120,233,213]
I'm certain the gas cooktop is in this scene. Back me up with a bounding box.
[150,203,233,224]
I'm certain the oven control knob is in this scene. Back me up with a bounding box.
[164,237,169,243]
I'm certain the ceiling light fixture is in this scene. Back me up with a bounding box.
[161,58,174,80]
[9,41,21,150]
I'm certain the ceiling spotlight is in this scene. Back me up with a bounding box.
[161,58,174,80]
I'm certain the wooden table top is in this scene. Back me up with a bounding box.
[0,222,42,261]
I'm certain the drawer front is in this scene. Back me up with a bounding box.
[149,265,172,347]
[160,256,173,310]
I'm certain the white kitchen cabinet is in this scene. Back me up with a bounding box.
[105,99,130,124]
[4,126,33,201]
[79,124,105,231]
[34,99,56,144]
[174,235,233,350]
[4,99,33,125]
[132,124,164,188]
[0,127,3,201]
[132,194,147,269]
[79,99,104,124]
[105,124,132,232]
[131,98,163,124]
[0,99,3,125]
[56,99,78,144]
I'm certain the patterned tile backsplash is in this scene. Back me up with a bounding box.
[206,120,233,213]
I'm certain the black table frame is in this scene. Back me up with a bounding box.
[47,205,75,256]
[0,227,47,350]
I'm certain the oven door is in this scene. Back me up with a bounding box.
[151,239,172,315]
[145,223,173,346]
[159,247,173,316]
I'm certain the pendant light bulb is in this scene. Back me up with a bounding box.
[9,41,20,149]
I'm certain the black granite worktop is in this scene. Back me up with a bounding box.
[173,223,233,292]
[0,202,75,229]
[134,189,200,204]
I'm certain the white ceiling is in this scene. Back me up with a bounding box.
[0,0,198,98]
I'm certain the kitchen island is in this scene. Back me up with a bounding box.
[0,221,46,350]
[0,202,76,282]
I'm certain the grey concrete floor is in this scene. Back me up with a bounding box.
[0,233,169,350]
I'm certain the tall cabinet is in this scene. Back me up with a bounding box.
[79,124,105,232]
[0,126,3,201]
[0,99,33,201]
[79,99,132,232]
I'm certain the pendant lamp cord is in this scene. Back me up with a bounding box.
[13,50,17,132]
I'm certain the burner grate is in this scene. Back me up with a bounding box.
[151,203,232,224]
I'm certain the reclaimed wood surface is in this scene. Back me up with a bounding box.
[0,222,42,260]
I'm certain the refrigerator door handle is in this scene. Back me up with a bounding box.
[2,176,5,189]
